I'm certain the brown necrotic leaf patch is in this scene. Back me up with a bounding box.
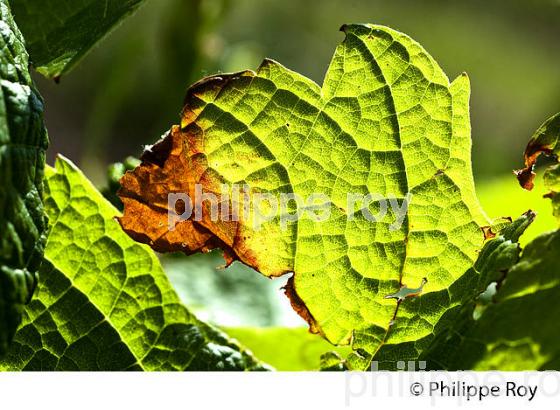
[481,226,497,240]
[282,276,321,335]
[120,128,214,252]
[514,144,553,191]
[119,125,246,268]
[515,113,560,191]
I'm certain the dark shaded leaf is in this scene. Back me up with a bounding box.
[0,0,48,354]
[9,0,147,78]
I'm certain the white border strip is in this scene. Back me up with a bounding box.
[0,371,558,410]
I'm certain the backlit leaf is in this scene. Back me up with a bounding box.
[0,157,265,370]
[118,24,491,369]
[422,214,560,370]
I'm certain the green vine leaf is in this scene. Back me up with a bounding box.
[0,0,48,354]
[9,0,147,79]
[422,113,560,370]
[422,214,560,370]
[515,112,560,222]
[118,24,491,369]
[0,156,266,370]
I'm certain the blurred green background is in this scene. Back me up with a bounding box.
[34,0,560,366]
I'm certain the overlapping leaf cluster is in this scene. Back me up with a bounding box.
[2,0,560,370]
[0,157,265,370]
[1,0,264,370]
[424,112,560,370]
